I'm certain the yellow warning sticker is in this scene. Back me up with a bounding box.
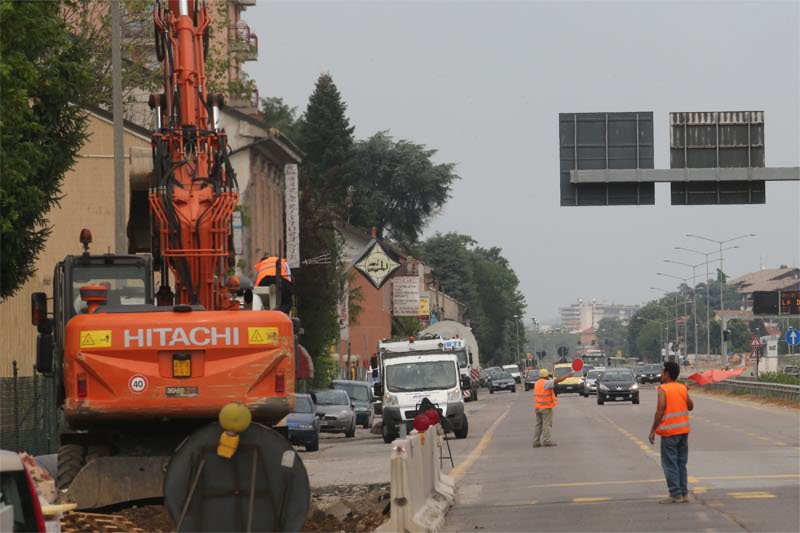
[80,330,112,348]
[248,327,279,345]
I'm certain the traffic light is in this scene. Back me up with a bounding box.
[723,330,730,341]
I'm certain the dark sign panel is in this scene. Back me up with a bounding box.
[752,291,779,315]
[781,290,800,316]
[670,111,765,205]
[560,112,655,206]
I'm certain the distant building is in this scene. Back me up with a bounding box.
[559,300,640,331]
[729,266,800,311]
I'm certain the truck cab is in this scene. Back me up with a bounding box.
[372,335,468,443]
[444,338,479,402]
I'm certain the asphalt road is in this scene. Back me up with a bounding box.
[443,384,800,532]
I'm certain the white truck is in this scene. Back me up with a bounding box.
[371,334,469,443]
[421,321,481,402]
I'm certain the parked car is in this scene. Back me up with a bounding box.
[582,369,601,396]
[553,363,584,395]
[288,393,320,451]
[524,369,540,391]
[331,380,376,429]
[312,389,356,438]
[639,364,662,384]
[0,450,46,533]
[596,368,639,405]
[502,364,522,383]
[488,371,517,393]
[783,365,800,378]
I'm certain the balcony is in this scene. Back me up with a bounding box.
[234,0,257,6]
[229,23,258,62]
[229,87,260,115]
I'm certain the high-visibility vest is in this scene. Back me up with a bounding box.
[255,257,292,286]
[533,379,557,410]
[655,381,691,437]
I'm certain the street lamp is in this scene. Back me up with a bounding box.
[675,246,738,357]
[650,286,679,360]
[685,234,755,363]
[657,272,691,361]
[513,314,520,366]
[664,258,721,360]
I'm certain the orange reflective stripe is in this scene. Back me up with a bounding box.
[533,379,557,409]
[655,382,690,437]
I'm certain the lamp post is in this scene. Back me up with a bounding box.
[651,286,679,361]
[675,246,737,358]
[530,318,538,368]
[686,234,755,363]
[513,314,520,367]
[657,272,691,362]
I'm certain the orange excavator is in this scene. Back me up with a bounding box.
[29,0,310,508]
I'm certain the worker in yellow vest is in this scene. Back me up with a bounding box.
[532,368,573,448]
[649,361,694,503]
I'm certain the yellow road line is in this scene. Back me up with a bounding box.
[525,474,800,489]
[694,487,708,494]
[728,491,776,499]
[572,497,610,503]
[450,404,510,481]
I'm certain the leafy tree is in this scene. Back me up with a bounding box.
[636,321,664,362]
[1,0,94,299]
[293,74,353,379]
[726,319,752,353]
[627,302,669,358]
[346,132,458,247]
[417,233,526,365]
[260,96,302,140]
[597,317,627,358]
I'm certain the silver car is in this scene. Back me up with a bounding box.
[583,368,603,396]
[312,389,356,438]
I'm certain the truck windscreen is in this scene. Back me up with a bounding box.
[455,350,468,368]
[71,264,148,317]
[386,361,457,392]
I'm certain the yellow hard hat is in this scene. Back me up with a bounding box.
[539,368,549,378]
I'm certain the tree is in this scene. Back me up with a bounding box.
[1,0,94,299]
[293,74,354,385]
[260,96,302,140]
[345,132,459,247]
[627,302,669,358]
[597,317,627,358]
[636,322,664,362]
[417,233,526,365]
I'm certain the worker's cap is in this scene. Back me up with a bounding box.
[539,368,549,378]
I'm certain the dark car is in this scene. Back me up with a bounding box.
[639,364,662,384]
[480,367,502,388]
[312,389,356,438]
[488,371,516,394]
[596,368,639,405]
[331,379,375,429]
[524,370,540,391]
[288,393,320,451]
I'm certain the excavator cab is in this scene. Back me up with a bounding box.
[31,229,153,393]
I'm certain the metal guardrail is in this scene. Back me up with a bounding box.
[701,378,800,403]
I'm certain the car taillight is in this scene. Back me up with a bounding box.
[275,373,285,394]
[77,374,88,398]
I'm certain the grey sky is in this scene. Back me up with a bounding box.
[246,1,800,323]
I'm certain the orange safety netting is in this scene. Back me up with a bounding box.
[686,366,746,386]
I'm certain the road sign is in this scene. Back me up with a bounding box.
[572,358,584,372]
[781,290,800,315]
[787,328,800,346]
[557,346,569,357]
[749,334,763,348]
[749,347,759,363]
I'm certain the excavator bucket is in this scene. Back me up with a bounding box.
[65,456,169,510]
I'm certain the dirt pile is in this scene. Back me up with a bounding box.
[303,483,391,532]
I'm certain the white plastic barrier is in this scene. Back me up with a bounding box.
[377,425,456,533]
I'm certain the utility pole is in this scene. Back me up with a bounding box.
[513,315,520,366]
[112,0,126,253]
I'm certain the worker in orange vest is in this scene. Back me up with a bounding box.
[532,368,573,448]
[254,256,293,314]
[649,361,694,503]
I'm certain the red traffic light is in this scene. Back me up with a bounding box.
[413,414,431,433]
[425,408,440,425]
[572,358,584,372]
